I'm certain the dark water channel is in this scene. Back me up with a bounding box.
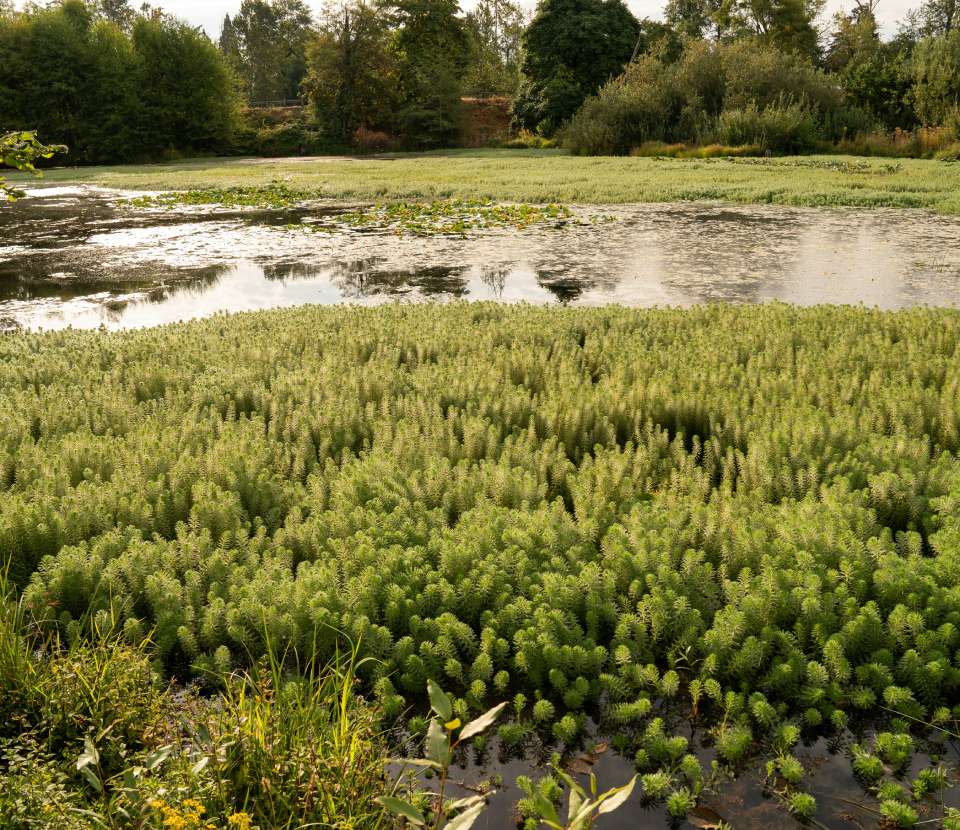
[3,185,960,329]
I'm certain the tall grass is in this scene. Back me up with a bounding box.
[0,563,393,829]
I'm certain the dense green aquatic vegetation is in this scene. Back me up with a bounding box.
[4,303,960,766]
[20,149,960,213]
[127,187,578,236]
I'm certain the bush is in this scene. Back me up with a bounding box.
[716,101,819,153]
[247,121,333,157]
[502,129,557,149]
[353,127,395,154]
[562,39,840,156]
[820,105,879,142]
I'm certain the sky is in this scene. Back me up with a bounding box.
[17,0,915,39]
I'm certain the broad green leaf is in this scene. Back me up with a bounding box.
[78,765,103,793]
[144,745,173,771]
[391,757,444,770]
[567,787,584,823]
[445,801,487,830]
[459,702,507,742]
[447,795,486,812]
[428,679,453,721]
[425,718,450,766]
[77,737,99,770]
[377,796,427,826]
[596,775,638,815]
[534,790,560,825]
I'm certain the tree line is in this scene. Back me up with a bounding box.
[1,0,959,162]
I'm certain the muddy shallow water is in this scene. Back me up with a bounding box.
[3,185,960,329]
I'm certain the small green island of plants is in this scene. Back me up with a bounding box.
[126,186,580,236]
[4,303,960,828]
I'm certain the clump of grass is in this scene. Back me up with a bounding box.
[630,141,762,158]
[0,564,394,829]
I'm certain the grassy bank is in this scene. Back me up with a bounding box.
[3,303,960,827]
[15,148,960,213]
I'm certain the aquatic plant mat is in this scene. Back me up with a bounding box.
[5,303,960,825]
[126,186,581,236]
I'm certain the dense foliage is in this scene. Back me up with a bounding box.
[0,572,393,830]
[510,0,640,135]
[0,1,237,164]
[4,303,960,768]
[562,29,960,155]
[0,130,65,201]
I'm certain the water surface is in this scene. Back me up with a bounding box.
[3,186,960,329]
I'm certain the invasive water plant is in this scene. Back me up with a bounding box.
[3,302,960,814]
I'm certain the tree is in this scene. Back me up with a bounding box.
[228,0,314,103]
[0,2,238,163]
[463,0,526,95]
[826,3,881,71]
[133,15,239,154]
[737,0,824,58]
[911,30,960,124]
[1,131,66,202]
[511,0,640,135]
[303,0,398,143]
[665,0,739,40]
[917,0,958,35]
[92,0,135,30]
[388,0,470,148]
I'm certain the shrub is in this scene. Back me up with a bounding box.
[563,39,840,155]
[248,121,333,157]
[353,127,395,154]
[716,101,819,153]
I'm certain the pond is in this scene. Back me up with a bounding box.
[3,185,960,329]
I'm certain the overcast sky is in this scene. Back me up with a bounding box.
[17,0,915,39]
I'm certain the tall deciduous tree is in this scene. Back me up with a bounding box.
[0,1,237,163]
[463,0,526,95]
[388,0,470,148]
[228,0,313,103]
[917,0,958,35]
[304,0,398,142]
[911,29,960,123]
[511,0,640,135]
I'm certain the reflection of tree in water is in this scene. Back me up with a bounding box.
[478,266,509,299]
[99,264,234,322]
[0,260,231,304]
[141,264,232,304]
[326,259,470,299]
[536,269,592,304]
[261,261,337,281]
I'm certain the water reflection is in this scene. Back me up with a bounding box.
[4,185,960,330]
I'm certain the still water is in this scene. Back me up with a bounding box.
[3,186,960,329]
